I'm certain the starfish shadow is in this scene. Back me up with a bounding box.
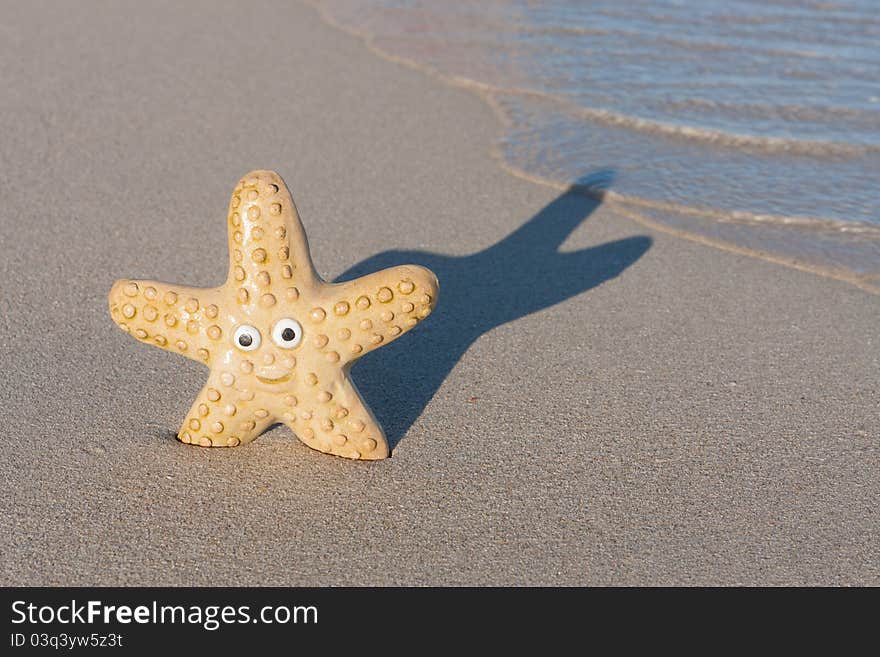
[335,173,652,451]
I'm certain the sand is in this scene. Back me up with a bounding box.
[0,0,877,586]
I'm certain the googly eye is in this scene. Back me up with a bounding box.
[233,324,261,351]
[272,318,303,348]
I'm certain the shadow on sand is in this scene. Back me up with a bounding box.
[336,173,652,451]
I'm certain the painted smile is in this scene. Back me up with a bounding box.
[256,373,292,385]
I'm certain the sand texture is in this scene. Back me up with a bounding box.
[0,0,877,585]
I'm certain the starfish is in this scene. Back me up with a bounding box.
[108,170,438,460]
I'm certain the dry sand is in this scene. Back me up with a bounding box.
[0,0,877,585]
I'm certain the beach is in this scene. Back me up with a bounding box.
[0,0,877,585]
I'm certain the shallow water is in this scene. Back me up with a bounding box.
[313,0,880,281]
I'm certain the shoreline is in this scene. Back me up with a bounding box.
[305,0,880,295]
[1,0,878,585]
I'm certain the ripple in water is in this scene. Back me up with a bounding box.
[312,0,880,282]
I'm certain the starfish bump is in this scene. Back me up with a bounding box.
[109,170,438,460]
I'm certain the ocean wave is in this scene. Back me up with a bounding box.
[307,0,880,289]
[660,97,880,126]
[517,25,610,38]
[497,92,878,158]
[599,191,880,238]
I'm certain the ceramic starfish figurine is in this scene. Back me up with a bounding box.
[108,170,438,460]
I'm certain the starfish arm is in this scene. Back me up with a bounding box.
[224,170,321,310]
[311,264,438,367]
[280,372,389,460]
[177,370,277,447]
[109,279,230,366]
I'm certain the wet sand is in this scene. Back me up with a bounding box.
[0,0,877,585]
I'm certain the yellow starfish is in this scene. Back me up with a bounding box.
[108,170,438,460]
